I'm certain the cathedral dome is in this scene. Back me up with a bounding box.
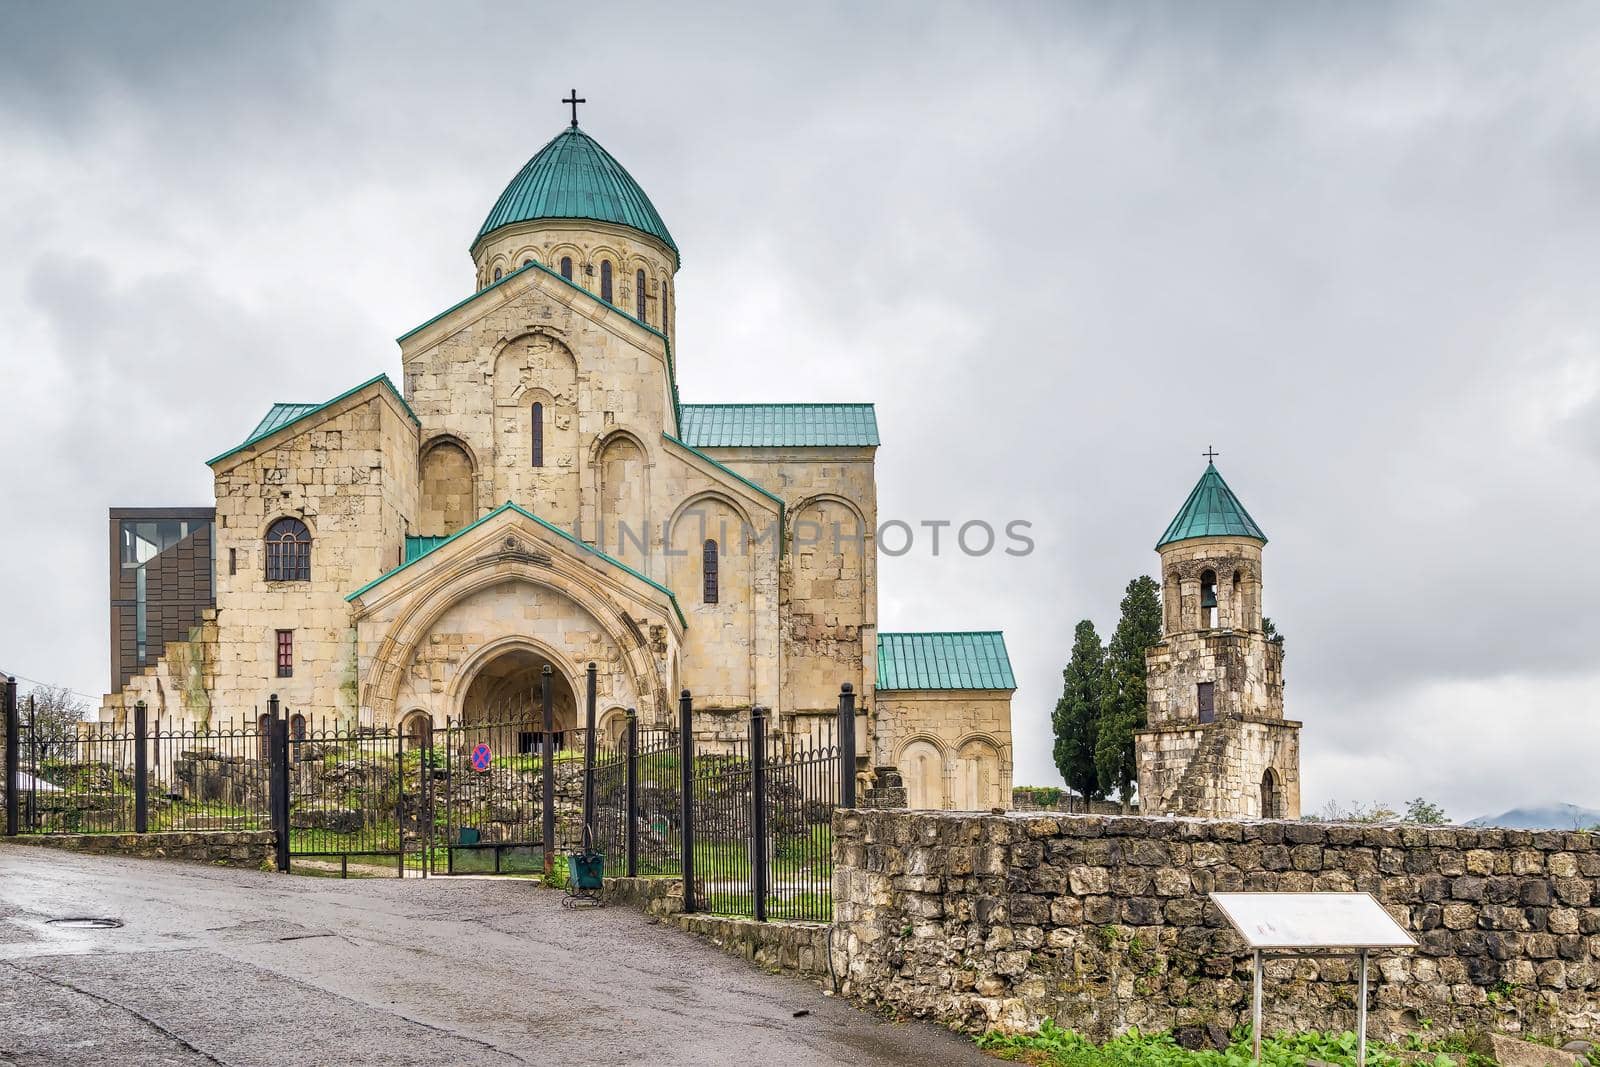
[476,127,678,260]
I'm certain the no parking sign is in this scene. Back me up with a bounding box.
[470,743,492,772]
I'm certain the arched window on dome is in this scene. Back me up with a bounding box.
[662,280,669,329]
[702,539,719,604]
[493,266,502,282]
[560,257,573,281]
[600,260,613,304]
[522,258,532,268]
[531,402,544,468]
[635,269,647,322]
[264,518,311,582]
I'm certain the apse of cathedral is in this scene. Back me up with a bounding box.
[102,102,1017,812]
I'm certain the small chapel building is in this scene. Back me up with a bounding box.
[1135,462,1302,818]
[101,111,1016,810]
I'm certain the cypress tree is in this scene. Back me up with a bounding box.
[1051,620,1105,802]
[1095,575,1163,811]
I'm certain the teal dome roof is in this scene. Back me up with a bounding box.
[1156,463,1268,548]
[476,127,678,259]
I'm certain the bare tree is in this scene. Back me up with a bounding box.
[22,684,88,762]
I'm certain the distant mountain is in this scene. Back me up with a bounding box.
[1466,803,1600,830]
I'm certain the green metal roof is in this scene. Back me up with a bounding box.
[404,535,450,564]
[350,502,686,628]
[678,404,879,448]
[208,374,418,467]
[876,632,1016,691]
[1156,462,1268,548]
[477,127,678,258]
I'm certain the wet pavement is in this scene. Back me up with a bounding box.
[0,844,990,1066]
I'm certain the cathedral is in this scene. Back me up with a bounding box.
[101,107,1017,811]
[1135,462,1302,818]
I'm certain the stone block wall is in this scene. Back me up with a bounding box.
[831,809,1600,1041]
[4,830,275,868]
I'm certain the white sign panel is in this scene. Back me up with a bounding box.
[1210,892,1416,950]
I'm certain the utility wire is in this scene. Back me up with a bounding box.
[0,669,102,705]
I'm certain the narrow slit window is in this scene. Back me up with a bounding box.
[635,269,647,321]
[531,402,544,468]
[600,260,613,303]
[560,256,573,280]
[276,630,293,678]
[228,547,237,575]
[702,539,719,604]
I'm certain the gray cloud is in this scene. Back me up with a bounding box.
[1,1,1596,821]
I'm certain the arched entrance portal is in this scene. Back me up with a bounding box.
[460,646,581,753]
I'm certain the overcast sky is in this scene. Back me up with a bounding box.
[2,2,1597,822]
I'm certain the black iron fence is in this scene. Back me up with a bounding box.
[2,673,858,923]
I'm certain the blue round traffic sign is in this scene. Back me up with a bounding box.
[471,743,492,772]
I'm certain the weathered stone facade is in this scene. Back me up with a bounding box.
[3,831,275,868]
[876,690,1014,811]
[832,809,1600,1041]
[96,120,1013,804]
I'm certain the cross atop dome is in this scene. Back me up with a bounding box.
[562,89,585,129]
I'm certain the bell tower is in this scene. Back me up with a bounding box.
[1135,459,1301,819]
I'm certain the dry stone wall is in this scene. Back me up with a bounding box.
[831,809,1600,1042]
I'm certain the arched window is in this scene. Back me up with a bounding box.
[257,713,272,760]
[661,280,669,327]
[702,539,719,604]
[1199,569,1217,628]
[560,256,573,280]
[493,266,502,282]
[600,260,613,303]
[290,713,306,741]
[635,269,647,321]
[522,258,532,268]
[264,518,311,581]
[530,401,544,468]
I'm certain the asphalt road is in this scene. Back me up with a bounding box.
[0,845,990,1066]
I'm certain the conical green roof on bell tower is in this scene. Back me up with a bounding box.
[1156,463,1268,548]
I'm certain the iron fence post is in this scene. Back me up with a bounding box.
[24,696,35,831]
[541,664,554,879]
[837,682,857,808]
[678,689,695,914]
[583,661,597,852]
[267,694,289,873]
[751,705,769,923]
[625,708,638,878]
[133,701,149,833]
[4,677,17,837]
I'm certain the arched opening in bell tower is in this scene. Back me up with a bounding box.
[1199,569,1218,628]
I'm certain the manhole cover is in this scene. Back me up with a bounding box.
[46,917,123,929]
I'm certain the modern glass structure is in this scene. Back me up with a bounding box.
[109,508,216,691]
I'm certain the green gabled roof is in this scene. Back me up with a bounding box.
[208,374,418,467]
[477,126,678,259]
[679,404,879,448]
[349,502,686,628]
[876,632,1016,691]
[1156,463,1267,548]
